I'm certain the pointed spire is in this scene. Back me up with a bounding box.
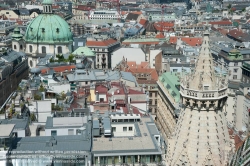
[187,31,216,91]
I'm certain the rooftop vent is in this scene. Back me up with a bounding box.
[128,137,133,140]
[109,138,112,141]
[143,133,147,136]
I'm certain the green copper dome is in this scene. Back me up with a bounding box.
[42,0,53,5]
[25,14,73,44]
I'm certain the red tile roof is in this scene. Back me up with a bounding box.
[153,22,174,31]
[52,5,60,9]
[156,33,165,39]
[75,5,95,11]
[41,65,76,74]
[169,37,202,46]
[86,39,118,47]
[95,85,108,94]
[126,68,158,81]
[139,19,147,26]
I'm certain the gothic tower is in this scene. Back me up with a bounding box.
[166,31,233,166]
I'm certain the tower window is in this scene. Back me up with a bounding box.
[14,45,16,49]
[42,46,46,54]
[29,45,33,53]
[56,28,59,33]
[42,28,45,32]
[57,46,62,54]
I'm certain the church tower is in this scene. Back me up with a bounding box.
[166,31,233,166]
[12,27,25,52]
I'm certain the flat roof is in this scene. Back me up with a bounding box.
[92,117,162,156]
[45,116,88,129]
[0,124,15,137]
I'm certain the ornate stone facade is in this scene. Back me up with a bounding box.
[166,31,233,165]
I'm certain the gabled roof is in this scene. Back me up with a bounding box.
[126,13,140,21]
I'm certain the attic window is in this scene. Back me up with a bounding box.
[56,28,59,33]
[42,28,45,32]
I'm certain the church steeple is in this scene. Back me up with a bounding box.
[42,0,53,14]
[166,32,232,166]
[185,31,216,91]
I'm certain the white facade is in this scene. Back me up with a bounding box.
[29,100,52,123]
[27,44,71,67]
[111,48,146,69]
[45,117,88,136]
[111,123,135,137]
[149,50,161,68]
[89,10,121,20]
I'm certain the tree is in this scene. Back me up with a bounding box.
[30,113,36,121]
[68,54,75,63]
[60,91,66,100]
[34,94,41,100]
[39,85,45,92]
[17,86,22,91]
[56,54,65,62]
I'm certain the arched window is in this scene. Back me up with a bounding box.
[30,60,33,67]
[29,45,33,53]
[14,45,16,49]
[57,46,62,54]
[20,45,23,50]
[42,46,46,54]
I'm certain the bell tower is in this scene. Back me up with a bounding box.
[42,0,53,14]
[12,27,25,52]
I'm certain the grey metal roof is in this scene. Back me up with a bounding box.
[228,82,240,89]
[0,118,28,131]
[93,120,99,129]
[11,135,91,153]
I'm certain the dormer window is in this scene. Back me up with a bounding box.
[42,28,45,32]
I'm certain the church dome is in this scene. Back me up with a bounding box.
[25,12,73,44]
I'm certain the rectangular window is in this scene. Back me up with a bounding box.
[129,127,133,131]
[51,130,57,136]
[6,12,9,14]
[204,86,209,90]
[234,69,238,73]
[233,75,237,79]
[123,127,127,132]
[112,127,116,132]
[234,62,238,66]
[68,129,74,135]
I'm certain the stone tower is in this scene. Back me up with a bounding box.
[12,27,25,52]
[166,31,233,166]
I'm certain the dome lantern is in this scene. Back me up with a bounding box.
[42,0,53,14]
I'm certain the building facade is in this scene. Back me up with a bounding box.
[156,72,180,141]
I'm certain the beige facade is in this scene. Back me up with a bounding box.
[0,10,19,19]
[167,32,233,165]
[156,72,180,141]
